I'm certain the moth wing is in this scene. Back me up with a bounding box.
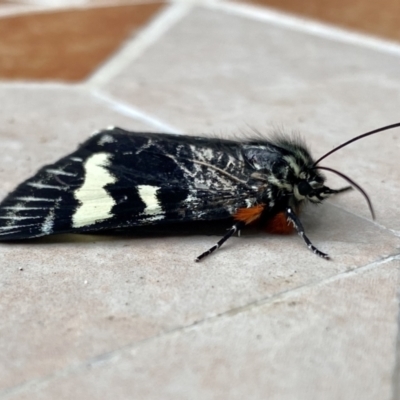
[0,129,258,240]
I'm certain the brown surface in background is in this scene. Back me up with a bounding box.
[0,3,165,81]
[0,1,398,82]
[249,0,400,42]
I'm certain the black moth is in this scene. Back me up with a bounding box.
[0,123,398,261]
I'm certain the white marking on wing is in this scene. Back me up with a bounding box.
[27,182,65,190]
[98,134,116,145]
[72,153,116,228]
[15,197,54,202]
[41,209,55,235]
[46,169,76,177]
[0,224,38,233]
[3,206,44,211]
[245,199,253,208]
[137,185,164,220]
[0,215,41,220]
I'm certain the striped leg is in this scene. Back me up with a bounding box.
[286,207,329,260]
[196,221,245,262]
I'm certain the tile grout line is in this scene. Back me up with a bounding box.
[0,82,182,133]
[91,90,183,133]
[325,201,400,239]
[86,2,192,89]
[2,253,399,398]
[209,1,400,57]
[0,0,168,19]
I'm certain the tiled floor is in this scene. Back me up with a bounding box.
[0,1,400,399]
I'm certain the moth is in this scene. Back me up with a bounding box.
[0,122,398,261]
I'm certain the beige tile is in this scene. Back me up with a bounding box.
[5,261,398,400]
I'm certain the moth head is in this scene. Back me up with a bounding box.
[265,134,377,218]
[243,137,324,197]
[244,122,400,220]
[293,169,328,203]
[261,135,332,203]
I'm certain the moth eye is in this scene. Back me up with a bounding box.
[298,180,312,196]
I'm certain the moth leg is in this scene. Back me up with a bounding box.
[196,221,245,262]
[285,207,329,260]
[330,186,352,195]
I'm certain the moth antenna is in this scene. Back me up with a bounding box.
[313,122,400,166]
[313,166,375,220]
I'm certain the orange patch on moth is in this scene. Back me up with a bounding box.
[234,204,265,225]
[264,212,294,234]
